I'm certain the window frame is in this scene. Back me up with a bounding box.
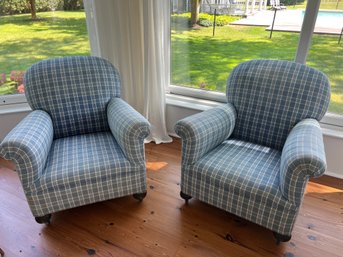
[169,0,343,128]
[0,94,26,106]
[1,0,342,129]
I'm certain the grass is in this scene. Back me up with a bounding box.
[171,13,343,114]
[0,11,90,94]
[286,0,343,10]
[0,10,342,113]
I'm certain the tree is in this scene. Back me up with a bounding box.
[190,0,201,27]
[28,0,37,20]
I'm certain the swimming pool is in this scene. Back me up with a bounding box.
[302,10,343,28]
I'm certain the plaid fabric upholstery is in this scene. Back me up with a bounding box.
[0,56,149,218]
[27,132,146,217]
[227,60,330,150]
[24,56,121,139]
[175,104,236,165]
[107,98,150,164]
[0,110,53,187]
[176,60,330,236]
[181,140,298,236]
[280,119,326,206]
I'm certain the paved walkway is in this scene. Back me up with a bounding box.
[231,10,342,35]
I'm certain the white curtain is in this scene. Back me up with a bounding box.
[84,0,172,144]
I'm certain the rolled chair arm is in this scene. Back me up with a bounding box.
[107,98,150,164]
[280,119,326,206]
[0,110,53,188]
[175,104,237,165]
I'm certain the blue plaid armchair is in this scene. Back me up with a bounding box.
[175,60,330,243]
[0,56,150,224]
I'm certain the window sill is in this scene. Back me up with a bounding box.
[320,124,343,139]
[0,94,27,106]
[0,102,31,115]
[166,93,223,111]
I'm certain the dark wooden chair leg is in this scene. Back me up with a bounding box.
[133,192,147,201]
[180,191,192,204]
[273,231,291,245]
[35,214,52,224]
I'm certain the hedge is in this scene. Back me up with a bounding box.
[0,0,83,15]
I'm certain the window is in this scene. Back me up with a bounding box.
[306,0,343,115]
[170,0,343,124]
[0,2,90,104]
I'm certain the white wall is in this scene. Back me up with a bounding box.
[0,110,29,140]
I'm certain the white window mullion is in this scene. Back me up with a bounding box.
[295,0,321,64]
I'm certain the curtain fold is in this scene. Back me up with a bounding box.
[84,0,172,144]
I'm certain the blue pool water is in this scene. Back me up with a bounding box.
[301,10,343,27]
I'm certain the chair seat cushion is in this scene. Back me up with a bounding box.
[183,139,297,234]
[28,132,146,216]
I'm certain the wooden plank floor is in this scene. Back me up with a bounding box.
[0,138,342,257]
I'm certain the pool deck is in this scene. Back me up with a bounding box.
[231,10,342,35]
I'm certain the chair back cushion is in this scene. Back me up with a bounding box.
[226,60,330,150]
[25,56,121,139]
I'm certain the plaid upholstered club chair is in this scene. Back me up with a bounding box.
[0,56,150,224]
[175,60,330,244]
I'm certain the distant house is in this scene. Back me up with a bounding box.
[171,0,268,15]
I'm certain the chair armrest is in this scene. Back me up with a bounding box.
[280,119,326,206]
[174,104,236,165]
[107,98,150,164]
[0,110,53,187]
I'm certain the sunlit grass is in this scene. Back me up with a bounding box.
[0,11,90,94]
[286,0,343,10]
[171,14,343,114]
[0,10,342,114]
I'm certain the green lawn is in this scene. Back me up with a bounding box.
[171,14,343,114]
[0,10,342,114]
[287,0,343,10]
[0,11,90,95]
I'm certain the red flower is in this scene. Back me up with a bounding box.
[0,73,6,84]
[17,84,25,94]
[10,71,17,81]
[10,71,25,84]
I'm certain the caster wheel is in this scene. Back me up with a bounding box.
[180,191,192,203]
[133,192,147,201]
[35,214,52,224]
[273,231,291,245]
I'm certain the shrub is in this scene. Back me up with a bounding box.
[0,74,6,85]
[37,0,63,12]
[199,18,213,27]
[0,0,83,15]
[0,0,28,15]
[10,70,25,85]
[171,13,241,28]
[281,0,305,6]
[0,71,25,94]
[63,0,83,10]
[198,13,241,27]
